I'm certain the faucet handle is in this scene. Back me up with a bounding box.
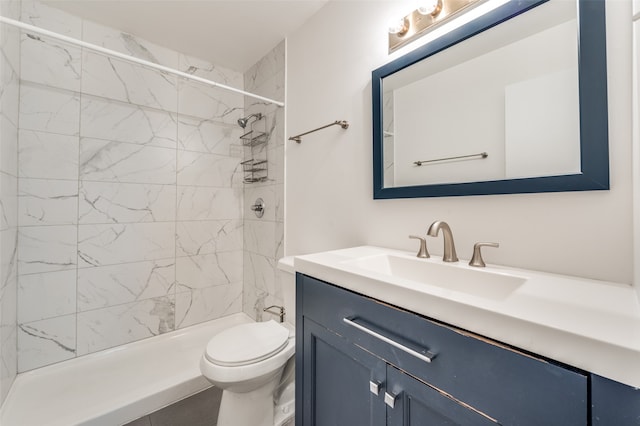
[409,235,430,258]
[469,242,499,267]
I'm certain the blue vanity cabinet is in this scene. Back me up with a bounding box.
[296,273,588,426]
[591,374,640,425]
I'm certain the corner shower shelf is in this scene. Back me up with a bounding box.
[240,114,269,184]
[240,130,268,147]
[242,158,267,182]
[241,159,267,172]
[241,159,268,184]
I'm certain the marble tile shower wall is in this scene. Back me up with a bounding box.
[0,0,21,405]
[15,0,246,372]
[242,41,285,321]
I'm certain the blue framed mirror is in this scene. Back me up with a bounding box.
[372,0,608,199]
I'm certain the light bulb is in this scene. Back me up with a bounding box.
[417,0,441,16]
[388,17,410,36]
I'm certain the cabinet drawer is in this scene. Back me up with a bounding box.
[299,273,588,426]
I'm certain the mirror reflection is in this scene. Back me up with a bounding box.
[383,0,578,188]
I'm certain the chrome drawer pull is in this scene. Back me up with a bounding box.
[384,392,397,408]
[369,380,381,395]
[343,317,436,363]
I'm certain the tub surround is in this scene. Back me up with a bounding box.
[0,313,253,426]
[14,0,246,373]
[293,246,640,388]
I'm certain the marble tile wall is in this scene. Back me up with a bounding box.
[0,0,21,405]
[15,0,246,371]
[242,41,286,321]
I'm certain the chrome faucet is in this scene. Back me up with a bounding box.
[427,221,458,262]
[263,305,285,323]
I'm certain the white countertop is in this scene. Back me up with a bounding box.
[293,246,640,388]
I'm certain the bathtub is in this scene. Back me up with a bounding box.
[0,313,253,426]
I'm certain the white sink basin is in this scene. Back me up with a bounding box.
[344,254,527,300]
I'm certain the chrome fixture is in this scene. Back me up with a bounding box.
[343,317,436,363]
[427,220,458,262]
[385,392,397,408]
[414,152,488,166]
[239,114,269,183]
[237,113,263,129]
[263,305,285,323]
[388,0,485,53]
[409,235,429,258]
[469,242,499,267]
[369,381,382,396]
[251,198,265,218]
[289,120,349,143]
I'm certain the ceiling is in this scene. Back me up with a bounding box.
[43,0,329,72]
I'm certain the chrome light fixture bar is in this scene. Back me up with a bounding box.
[389,0,485,53]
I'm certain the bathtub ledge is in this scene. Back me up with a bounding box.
[0,313,253,426]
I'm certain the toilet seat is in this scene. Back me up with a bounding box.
[205,320,289,367]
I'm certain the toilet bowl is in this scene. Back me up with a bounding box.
[200,320,295,426]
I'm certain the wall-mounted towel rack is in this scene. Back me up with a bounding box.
[289,120,349,143]
[414,152,488,166]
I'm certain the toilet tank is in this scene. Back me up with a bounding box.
[277,257,296,326]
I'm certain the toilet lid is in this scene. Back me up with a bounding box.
[205,320,290,367]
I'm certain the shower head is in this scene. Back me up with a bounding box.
[237,113,263,128]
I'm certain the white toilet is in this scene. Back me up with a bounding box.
[200,259,296,426]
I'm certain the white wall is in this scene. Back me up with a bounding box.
[286,0,635,285]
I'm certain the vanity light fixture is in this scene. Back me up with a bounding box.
[389,0,484,52]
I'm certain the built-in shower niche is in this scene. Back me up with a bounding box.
[239,113,269,183]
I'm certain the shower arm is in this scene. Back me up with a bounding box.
[289,120,349,143]
[238,113,263,129]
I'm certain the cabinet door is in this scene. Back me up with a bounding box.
[298,318,387,426]
[592,374,640,425]
[386,366,497,426]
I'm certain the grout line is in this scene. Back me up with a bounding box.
[74,23,85,361]
[21,72,249,126]
[17,218,245,227]
[14,6,23,381]
[16,176,244,189]
[16,250,246,276]
[174,63,179,333]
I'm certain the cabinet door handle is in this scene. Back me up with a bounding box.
[369,380,381,395]
[384,392,397,408]
[343,317,436,363]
